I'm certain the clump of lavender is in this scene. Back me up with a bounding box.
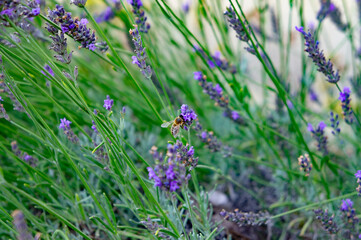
[314,209,339,234]
[0,96,9,120]
[298,154,312,176]
[340,199,359,228]
[307,121,328,155]
[224,7,249,42]
[11,141,37,167]
[70,0,87,7]
[219,209,270,227]
[180,104,197,130]
[127,0,150,33]
[0,81,25,112]
[330,112,340,135]
[47,5,100,52]
[0,0,40,31]
[296,26,340,83]
[194,72,245,125]
[355,170,361,195]
[59,118,79,143]
[141,217,171,239]
[339,87,353,124]
[147,141,198,192]
[193,120,233,157]
[193,46,236,74]
[129,27,152,78]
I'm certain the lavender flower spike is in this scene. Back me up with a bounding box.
[307,121,328,155]
[339,87,353,124]
[329,112,340,135]
[0,96,9,121]
[314,209,339,234]
[296,26,340,83]
[128,0,150,33]
[224,7,249,42]
[355,170,361,195]
[59,117,79,143]
[130,27,152,78]
[340,199,359,228]
[298,154,312,176]
[70,0,87,7]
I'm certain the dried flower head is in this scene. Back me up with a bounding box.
[314,209,339,234]
[12,210,33,240]
[298,154,312,176]
[220,209,270,227]
[307,121,328,155]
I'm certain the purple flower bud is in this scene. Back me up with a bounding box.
[193,71,203,80]
[231,111,240,120]
[59,118,71,130]
[103,95,114,111]
[32,7,40,16]
[340,199,353,211]
[166,165,175,180]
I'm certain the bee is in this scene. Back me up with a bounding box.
[161,115,185,137]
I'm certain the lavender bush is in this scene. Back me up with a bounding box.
[1,0,361,239]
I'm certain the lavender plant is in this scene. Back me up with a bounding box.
[1,0,361,239]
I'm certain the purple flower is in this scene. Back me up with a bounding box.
[103,95,114,111]
[96,7,115,23]
[59,118,71,130]
[170,181,179,191]
[231,111,240,120]
[128,0,150,33]
[80,18,88,26]
[201,131,207,139]
[355,170,361,179]
[215,84,222,95]
[193,71,203,80]
[187,146,194,156]
[0,96,3,101]
[296,26,340,83]
[1,8,14,16]
[338,87,353,124]
[147,167,157,179]
[130,27,152,78]
[319,121,326,130]
[166,165,175,180]
[194,72,229,108]
[330,112,340,135]
[70,0,87,7]
[307,123,314,132]
[182,1,190,13]
[147,141,197,192]
[340,199,353,211]
[224,7,250,42]
[32,7,40,16]
[47,5,100,52]
[180,104,197,127]
[41,64,55,77]
[88,44,96,51]
[91,120,98,134]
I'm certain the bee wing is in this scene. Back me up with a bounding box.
[171,124,181,137]
[161,121,172,128]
